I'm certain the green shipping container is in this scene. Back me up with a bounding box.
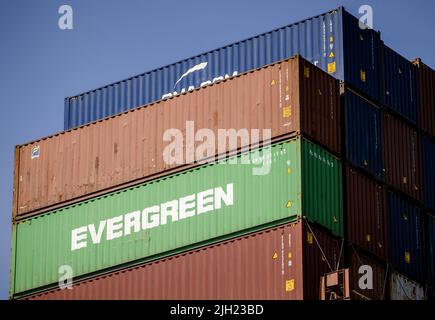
[10,137,343,297]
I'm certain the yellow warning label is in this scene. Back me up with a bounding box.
[288,252,292,259]
[329,36,334,43]
[329,51,335,58]
[307,232,313,245]
[360,70,367,82]
[366,234,371,242]
[283,106,292,118]
[304,67,310,78]
[405,251,411,264]
[285,279,295,292]
[271,79,276,85]
[327,61,336,74]
[286,201,293,208]
[402,176,408,184]
[287,167,292,174]
[285,85,289,92]
[273,252,278,259]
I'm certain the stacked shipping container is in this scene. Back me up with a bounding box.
[24,220,342,300]
[63,7,381,130]
[12,57,340,220]
[9,6,435,300]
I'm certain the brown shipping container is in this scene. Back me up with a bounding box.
[413,58,435,138]
[383,113,422,201]
[25,220,342,300]
[349,249,387,300]
[13,56,340,220]
[346,165,387,260]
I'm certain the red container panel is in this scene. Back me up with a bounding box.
[14,57,340,220]
[346,166,387,260]
[25,220,341,300]
[383,113,422,202]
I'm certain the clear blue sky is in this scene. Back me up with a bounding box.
[0,0,434,300]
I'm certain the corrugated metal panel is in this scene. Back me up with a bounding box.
[14,57,340,220]
[302,141,343,236]
[389,271,426,300]
[24,220,341,300]
[421,136,435,212]
[383,113,422,201]
[344,89,384,179]
[413,59,435,138]
[346,166,387,260]
[387,192,423,281]
[426,214,435,287]
[64,7,381,129]
[302,222,342,299]
[342,11,381,102]
[10,138,343,296]
[348,249,387,300]
[382,44,418,124]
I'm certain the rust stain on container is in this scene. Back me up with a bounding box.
[13,56,340,220]
[346,165,387,260]
[413,58,435,138]
[383,113,422,202]
[349,249,387,300]
[24,220,341,300]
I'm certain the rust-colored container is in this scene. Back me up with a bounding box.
[383,113,422,202]
[413,58,435,138]
[348,249,387,300]
[13,56,340,220]
[24,220,341,300]
[346,165,387,260]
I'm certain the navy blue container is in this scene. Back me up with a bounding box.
[426,214,435,286]
[64,7,382,129]
[422,136,435,212]
[388,192,423,281]
[382,44,418,124]
[344,89,384,179]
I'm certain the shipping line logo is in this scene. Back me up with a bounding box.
[163,121,272,176]
[161,62,238,99]
[71,183,234,251]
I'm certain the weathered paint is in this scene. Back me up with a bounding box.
[389,271,427,300]
[64,7,381,129]
[10,137,343,297]
[14,57,340,220]
[24,220,342,300]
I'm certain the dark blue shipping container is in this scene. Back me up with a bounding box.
[426,214,435,286]
[64,6,381,129]
[388,192,423,281]
[344,89,384,179]
[422,136,435,212]
[382,44,418,124]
